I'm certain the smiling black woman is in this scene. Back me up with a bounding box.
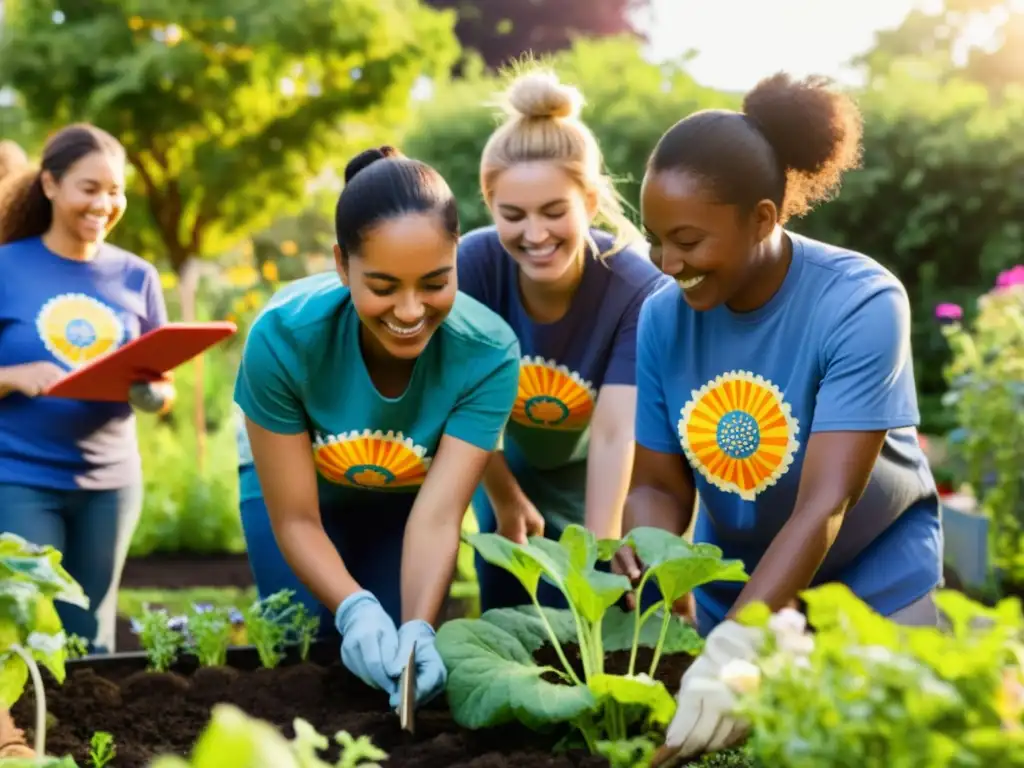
[617,73,943,763]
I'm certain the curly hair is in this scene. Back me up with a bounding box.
[647,72,864,223]
[0,123,124,245]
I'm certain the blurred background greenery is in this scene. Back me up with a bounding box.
[1,0,1022,593]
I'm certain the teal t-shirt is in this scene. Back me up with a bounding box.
[233,272,520,509]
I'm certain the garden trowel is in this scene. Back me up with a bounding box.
[397,641,417,735]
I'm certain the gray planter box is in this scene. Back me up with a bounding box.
[941,500,990,590]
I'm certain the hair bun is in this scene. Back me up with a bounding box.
[344,145,404,184]
[504,70,583,120]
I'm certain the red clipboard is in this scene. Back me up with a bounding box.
[44,321,237,402]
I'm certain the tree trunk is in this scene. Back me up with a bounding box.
[177,256,207,473]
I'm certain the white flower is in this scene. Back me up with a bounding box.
[720,659,762,694]
[777,632,815,657]
[768,607,807,639]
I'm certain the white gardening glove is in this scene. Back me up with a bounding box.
[651,619,764,767]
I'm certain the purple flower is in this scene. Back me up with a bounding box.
[228,608,245,626]
[935,303,963,324]
[997,265,1024,290]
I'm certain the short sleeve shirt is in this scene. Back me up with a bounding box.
[234,272,520,510]
[635,232,942,625]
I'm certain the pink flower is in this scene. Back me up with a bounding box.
[935,303,963,323]
[996,265,1024,289]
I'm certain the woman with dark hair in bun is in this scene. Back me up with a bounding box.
[234,146,520,711]
[615,74,942,762]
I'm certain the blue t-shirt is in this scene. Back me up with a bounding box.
[458,226,671,531]
[233,272,520,510]
[0,237,167,490]
[635,232,942,625]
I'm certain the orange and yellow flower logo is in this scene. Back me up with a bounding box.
[312,430,430,490]
[678,371,800,500]
[511,356,596,431]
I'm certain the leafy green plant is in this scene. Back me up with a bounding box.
[0,533,88,755]
[287,604,320,663]
[435,524,748,757]
[148,703,388,767]
[135,608,186,673]
[940,276,1024,583]
[187,605,232,668]
[63,635,88,661]
[87,731,116,768]
[243,590,296,669]
[734,584,1024,767]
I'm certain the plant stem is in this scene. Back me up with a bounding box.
[648,603,673,678]
[589,620,604,677]
[560,599,594,681]
[530,597,583,686]
[627,575,652,676]
[10,644,45,756]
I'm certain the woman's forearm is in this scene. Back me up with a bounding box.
[481,451,527,509]
[623,484,694,537]
[727,506,845,619]
[584,434,635,540]
[400,509,462,625]
[275,517,362,613]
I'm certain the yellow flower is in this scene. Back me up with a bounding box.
[280,240,299,257]
[128,16,144,31]
[159,272,178,290]
[225,265,258,288]
[261,261,280,282]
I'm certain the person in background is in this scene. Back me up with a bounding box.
[0,125,175,654]
[615,74,943,763]
[457,69,671,612]
[234,146,520,710]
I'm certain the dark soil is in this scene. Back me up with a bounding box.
[120,553,254,590]
[13,641,701,768]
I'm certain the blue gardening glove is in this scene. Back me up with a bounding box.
[385,619,447,710]
[129,380,169,413]
[334,591,400,696]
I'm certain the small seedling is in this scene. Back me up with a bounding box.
[188,604,232,667]
[135,608,186,672]
[243,590,295,669]
[288,604,320,661]
[64,633,89,660]
[88,730,116,767]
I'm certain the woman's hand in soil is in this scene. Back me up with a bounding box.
[386,620,447,709]
[334,591,401,695]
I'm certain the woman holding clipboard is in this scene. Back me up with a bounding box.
[0,125,175,654]
[234,146,520,711]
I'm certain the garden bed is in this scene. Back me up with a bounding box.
[10,641,725,767]
[120,552,254,590]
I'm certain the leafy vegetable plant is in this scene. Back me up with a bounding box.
[734,584,1024,767]
[149,703,387,767]
[288,604,321,662]
[135,608,186,672]
[88,731,116,768]
[0,533,89,755]
[243,590,296,669]
[187,605,232,667]
[435,524,748,755]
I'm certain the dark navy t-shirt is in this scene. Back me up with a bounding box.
[457,226,671,530]
[0,237,167,490]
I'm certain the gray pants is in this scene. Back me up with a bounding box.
[888,590,947,630]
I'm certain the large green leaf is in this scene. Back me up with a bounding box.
[436,617,596,730]
[587,673,677,727]
[467,532,565,598]
[528,536,631,625]
[478,606,578,653]
[627,527,749,604]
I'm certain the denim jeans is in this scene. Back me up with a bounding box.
[0,482,142,654]
[238,466,408,640]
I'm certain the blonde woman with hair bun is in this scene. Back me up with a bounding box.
[457,68,672,612]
